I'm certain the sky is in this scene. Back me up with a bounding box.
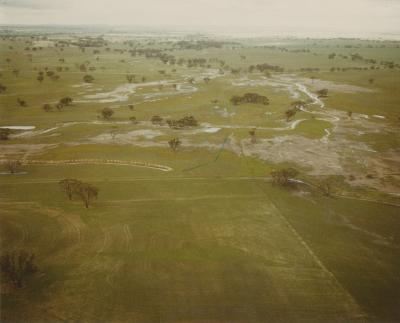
[0,0,400,37]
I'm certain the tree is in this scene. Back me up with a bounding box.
[285,108,297,122]
[77,183,99,208]
[129,116,138,124]
[0,83,6,93]
[318,177,337,197]
[43,103,53,112]
[368,78,374,84]
[271,168,299,186]
[347,111,353,119]
[59,97,73,107]
[0,128,11,140]
[128,104,134,110]
[151,115,163,125]
[249,129,257,144]
[101,107,114,119]
[126,74,136,83]
[17,98,27,107]
[204,77,211,84]
[168,138,181,152]
[316,89,328,98]
[0,251,38,288]
[5,160,22,174]
[59,179,82,200]
[37,75,44,83]
[83,74,94,83]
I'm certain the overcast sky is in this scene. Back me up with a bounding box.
[1,0,400,36]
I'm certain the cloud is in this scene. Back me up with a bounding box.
[0,0,399,36]
[0,0,68,10]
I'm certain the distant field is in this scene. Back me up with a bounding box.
[1,31,400,322]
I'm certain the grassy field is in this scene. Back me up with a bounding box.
[1,30,400,322]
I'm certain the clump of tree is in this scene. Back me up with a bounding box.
[83,74,94,83]
[0,128,11,140]
[59,179,99,208]
[0,251,38,288]
[101,107,114,119]
[271,168,299,186]
[168,138,181,152]
[230,93,269,106]
[248,63,284,73]
[166,116,198,129]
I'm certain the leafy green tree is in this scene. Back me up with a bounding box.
[101,107,114,119]
[168,138,181,152]
[77,183,99,208]
[59,96,73,107]
[285,108,297,122]
[249,129,257,144]
[59,179,82,200]
[83,74,94,83]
